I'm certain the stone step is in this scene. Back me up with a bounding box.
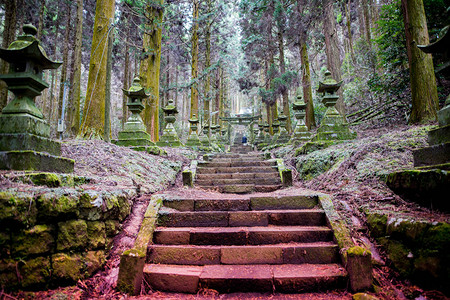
[162,196,319,212]
[158,209,326,227]
[198,161,276,168]
[148,242,339,265]
[196,172,280,180]
[199,184,283,194]
[196,177,282,186]
[144,263,347,293]
[154,226,333,245]
[213,154,261,159]
[211,158,266,163]
[197,166,277,174]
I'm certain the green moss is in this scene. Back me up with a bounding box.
[123,248,145,258]
[19,256,51,289]
[29,172,61,187]
[36,191,79,221]
[105,220,121,237]
[84,250,106,276]
[0,191,37,227]
[366,213,387,238]
[56,220,87,251]
[386,240,412,277]
[51,253,84,284]
[86,221,106,250]
[423,222,450,251]
[348,246,371,257]
[12,224,54,257]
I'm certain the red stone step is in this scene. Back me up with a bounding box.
[197,166,277,174]
[154,226,333,245]
[199,184,283,194]
[158,209,326,227]
[198,160,276,168]
[144,263,347,293]
[148,242,339,265]
[196,172,280,180]
[196,177,281,186]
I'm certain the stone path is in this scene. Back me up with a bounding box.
[196,145,282,193]
[142,146,348,294]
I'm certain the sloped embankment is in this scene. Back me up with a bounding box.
[0,139,197,290]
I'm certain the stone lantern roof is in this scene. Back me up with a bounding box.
[317,70,343,94]
[0,24,61,70]
[163,99,178,114]
[123,77,149,99]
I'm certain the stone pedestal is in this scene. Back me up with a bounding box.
[185,115,202,148]
[290,92,312,145]
[157,100,183,147]
[199,124,211,147]
[0,24,73,173]
[271,120,281,144]
[276,114,290,144]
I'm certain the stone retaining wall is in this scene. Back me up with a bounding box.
[0,188,136,289]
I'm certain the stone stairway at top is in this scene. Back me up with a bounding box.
[195,137,282,194]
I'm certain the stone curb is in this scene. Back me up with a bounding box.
[182,160,198,187]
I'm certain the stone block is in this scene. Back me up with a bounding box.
[84,250,106,276]
[145,264,201,293]
[134,217,157,253]
[87,221,106,249]
[0,191,37,227]
[250,195,318,210]
[413,143,450,167]
[281,169,293,187]
[12,224,55,257]
[347,246,372,292]
[0,150,74,173]
[282,244,340,264]
[195,199,250,211]
[0,260,18,288]
[149,245,221,265]
[0,133,61,156]
[57,220,88,251]
[438,105,450,126]
[182,170,194,187]
[52,253,84,284]
[428,124,450,145]
[221,246,282,264]
[163,198,194,211]
[36,190,79,221]
[154,229,190,245]
[19,256,51,289]
[0,113,50,137]
[105,220,121,237]
[117,248,146,295]
[229,211,268,226]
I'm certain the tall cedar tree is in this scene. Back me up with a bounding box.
[140,0,164,141]
[190,0,200,120]
[80,0,115,138]
[401,0,438,123]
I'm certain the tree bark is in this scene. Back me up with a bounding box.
[190,0,200,120]
[0,0,17,111]
[122,15,130,128]
[277,29,291,132]
[37,0,46,40]
[299,37,316,129]
[67,0,83,136]
[204,0,212,136]
[140,0,164,141]
[323,0,345,115]
[344,0,355,62]
[362,0,372,46]
[104,26,114,142]
[57,2,72,133]
[401,0,438,123]
[80,0,115,138]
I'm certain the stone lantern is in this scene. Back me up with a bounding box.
[114,77,155,147]
[271,119,281,144]
[157,99,182,147]
[290,88,311,145]
[276,114,290,144]
[0,24,74,172]
[263,123,271,144]
[199,123,211,147]
[186,114,202,147]
[312,70,356,141]
[255,121,265,145]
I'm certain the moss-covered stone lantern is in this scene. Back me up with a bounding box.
[157,99,182,147]
[114,77,156,148]
[271,119,281,144]
[0,24,74,172]
[290,88,311,145]
[276,114,290,144]
[263,122,271,144]
[186,114,202,148]
[255,121,265,145]
[199,123,211,147]
[312,70,356,142]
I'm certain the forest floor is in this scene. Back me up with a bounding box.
[2,124,449,300]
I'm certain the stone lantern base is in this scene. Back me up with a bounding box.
[0,114,74,173]
[276,129,291,144]
[312,110,357,142]
[157,124,183,147]
[289,128,312,146]
[185,132,202,148]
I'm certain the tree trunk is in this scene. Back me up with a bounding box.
[48,5,60,134]
[58,2,72,134]
[204,0,212,135]
[214,67,220,125]
[190,0,200,120]
[104,27,114,142]
[80,0,115,138]
[0,0,17,111]
[165,54,170,106]
[67,0,83,136]
[362,0,372,46]
[37,0,46,40]
[345,0,355,62]
[299,35,316,129]
[140,0,164,141]
[122,17,130,128]
[401,0,438,123]
[323,0,345,115]
[219,68,225,127]
[277,29,291,132]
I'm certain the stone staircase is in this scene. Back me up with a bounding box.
[195,145,282,193]
[144,195,347,293]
